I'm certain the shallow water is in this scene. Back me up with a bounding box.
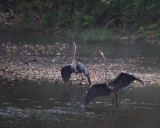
[0,30,160,128]
[0,81,160,128]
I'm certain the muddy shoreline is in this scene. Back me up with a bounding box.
[0,42,160,87]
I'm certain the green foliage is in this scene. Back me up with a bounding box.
[56,4,73,27]
[138,22,160,33]
[41,12,56,27]
[73,12,94,28]
[81,28,114,42]
[0,0,159,32]
[65,28,115,42]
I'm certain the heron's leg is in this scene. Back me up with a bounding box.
[81,73,84,80]
[115,93,118,107]
[112,97,115,106]
[112,93,115,106]
[77,73,83,84]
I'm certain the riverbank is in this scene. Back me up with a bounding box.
[0,42,159,87]
[1,25,160,44]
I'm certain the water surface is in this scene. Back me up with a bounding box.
[0,81,160,128]
[0,30,160,128]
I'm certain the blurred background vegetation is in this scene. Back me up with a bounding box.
[0,0,160,41]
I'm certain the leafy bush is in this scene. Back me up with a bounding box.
[65,28,115,42]
[73,12,94,28]
[0,0,159,32]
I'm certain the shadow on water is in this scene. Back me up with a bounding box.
[0,80,160,128]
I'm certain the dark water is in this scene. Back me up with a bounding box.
[0,81,160,128]
[0,30,160,128]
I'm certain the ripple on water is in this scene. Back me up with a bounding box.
[0,106,86,121]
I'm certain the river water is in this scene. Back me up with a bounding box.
[0,30,160,128]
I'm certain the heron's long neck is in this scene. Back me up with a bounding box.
[72,42,77,61]
[72,50,76,61]
[99,51,111,81]
[71,42,77,71]
[103,58,109,80]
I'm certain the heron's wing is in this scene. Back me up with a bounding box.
[77,62,91,85]
[82,83,111,108]
[61,64,72,83]
[76,62,88,73]
[110,72,144,89]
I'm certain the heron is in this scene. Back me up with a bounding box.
[82,50,144,108]
[61,42,91,85]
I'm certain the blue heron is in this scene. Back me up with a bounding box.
[82,50,144,108]
[61,42,91,85]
